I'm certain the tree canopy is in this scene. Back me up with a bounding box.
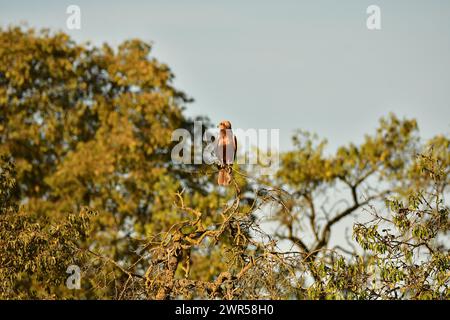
[0,27,448,300]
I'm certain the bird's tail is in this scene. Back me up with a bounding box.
[218,167,232,186]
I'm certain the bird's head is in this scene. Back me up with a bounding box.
[218,120,232,130]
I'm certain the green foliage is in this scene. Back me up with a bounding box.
[0,157,96,298]
[347,151,449,299]
[0,26,448,300]
[0,155,17,215]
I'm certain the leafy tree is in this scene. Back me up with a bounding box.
[0,156,96,299]
[312,149,449,299]
[274,115,420,264]
[0,27,448,300]
[0,26,252,298]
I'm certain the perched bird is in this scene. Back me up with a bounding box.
[215,120,237,186]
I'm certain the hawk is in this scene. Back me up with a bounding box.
[215,120,237,186]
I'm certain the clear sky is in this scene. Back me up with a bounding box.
[1,0,450,152]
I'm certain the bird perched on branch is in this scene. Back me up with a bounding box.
[215,120,237,186]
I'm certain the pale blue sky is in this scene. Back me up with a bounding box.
[1,0,450,152]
